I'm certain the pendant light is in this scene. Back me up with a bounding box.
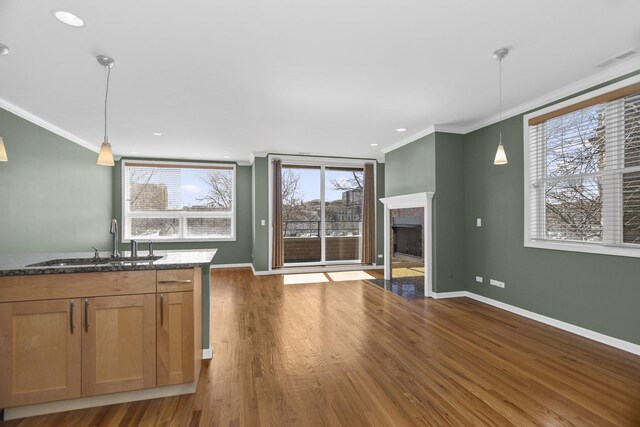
[492,47,509,165]
[0,136,7,162]
[96,55,116,166]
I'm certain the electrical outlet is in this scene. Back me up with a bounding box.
[475,276,483,283]
[489,279,505,288]
[377,254,383,259]
[476,218,482,227]
[261,219,266,226]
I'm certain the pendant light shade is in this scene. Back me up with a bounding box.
[494,141,508,165]
[492,47,509,166]
[0,136,7,162]
[96,55,115,166]
[97,141,114,166]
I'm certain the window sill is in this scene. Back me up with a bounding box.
[122,237,236,244]
[525,240,640,259]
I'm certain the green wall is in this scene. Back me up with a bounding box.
[464,110,640,345]
[0,107,113,253]
[375,161,385,265]
[384,132,466,292]
[385,133,436,196]
[433,133,465,292]
[252,157,270,271]
[112,160,253,265]
[384,72,640,344]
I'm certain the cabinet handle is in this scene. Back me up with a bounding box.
[158,279,192,284]
[160,294,164,325]
[84,299,90,332]
[70,300,75,333]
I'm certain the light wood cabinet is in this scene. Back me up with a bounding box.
[82,294,156,396]
[0,299,81,407]
[0,267,202,410]
[157,291,194,386]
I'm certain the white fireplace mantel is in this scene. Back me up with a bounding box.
[380,192,434,297]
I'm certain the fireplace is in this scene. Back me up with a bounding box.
[392,208,424,259]
[393,222,423,258]
[380,192,433,296]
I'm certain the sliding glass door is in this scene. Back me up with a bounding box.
[281,163,364,266]
[324,167,363,262]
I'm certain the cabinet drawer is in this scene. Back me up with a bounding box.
[157,269,194,292]
[0,271,157,303]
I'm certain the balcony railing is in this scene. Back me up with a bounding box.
[283,221,362,263]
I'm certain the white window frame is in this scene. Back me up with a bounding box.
[523,74,640,258]
[121,159,236,243]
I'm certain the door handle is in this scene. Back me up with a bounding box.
[158,279,192,284]
[160,294,164,325]
[84,298,90,332]
[70,300,75,333]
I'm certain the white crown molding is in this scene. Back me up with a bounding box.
[380,125,465,154]
[0,96,100,154]
[381,125,435,154]
[456,56,640,135]
[382,57,640,155]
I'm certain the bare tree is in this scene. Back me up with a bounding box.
[329,171,363,191]
[544,96,640,243]
[196,170,233,210]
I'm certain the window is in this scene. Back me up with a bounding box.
[525,79,640,257]
[122,161,235,241]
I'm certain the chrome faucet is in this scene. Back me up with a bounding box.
[131,240,138,257]
[109,219,120,258]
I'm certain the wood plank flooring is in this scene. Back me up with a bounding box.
[3,268,640,426]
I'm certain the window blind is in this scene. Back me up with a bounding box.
[123,161,235,241]
[527,85,640,248]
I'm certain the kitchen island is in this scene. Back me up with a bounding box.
[0,249,215,420]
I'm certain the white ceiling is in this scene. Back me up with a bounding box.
[0,0,639,163]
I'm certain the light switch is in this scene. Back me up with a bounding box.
[476,218,482,227]
[377,254,383,259]
[261,219,266,226]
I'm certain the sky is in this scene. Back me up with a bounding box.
[130,166,358,209]
[294,169,358,202]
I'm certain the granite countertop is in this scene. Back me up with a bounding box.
[0,249,216,276]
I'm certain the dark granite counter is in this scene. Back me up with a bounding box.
[0,249,216,276]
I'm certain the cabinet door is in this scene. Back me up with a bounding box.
[82,294,156,396]
[0,299,81,407]
[157,291,194,386]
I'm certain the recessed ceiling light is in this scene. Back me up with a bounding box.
[131,151,139,155]
[396,128,407,133]
[0,43,9,56]
[52,10,85,27]
[223,156,230,159]
[370,143,378,147]
[153,132,162,136]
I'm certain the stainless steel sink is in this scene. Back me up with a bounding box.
[26,255,163,268]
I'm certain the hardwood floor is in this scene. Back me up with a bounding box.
[4,268,640,426]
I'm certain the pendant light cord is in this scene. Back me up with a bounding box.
[498,57,502,144]
[104,66,111,143]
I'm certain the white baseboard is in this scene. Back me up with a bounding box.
[251,264,382,276]
[202,347,213,359]
[4,382,196,420]
[210,263,252,269]
[431,291,467,299]
[462,291,640,356]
